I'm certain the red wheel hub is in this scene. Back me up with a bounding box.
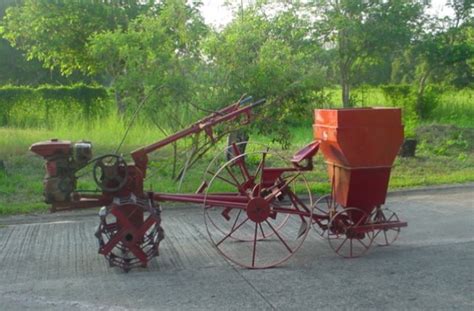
[246,197,270,223]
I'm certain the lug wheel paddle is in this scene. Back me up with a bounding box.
[95,195,164,272]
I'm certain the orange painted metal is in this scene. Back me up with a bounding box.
[313,108,404,211]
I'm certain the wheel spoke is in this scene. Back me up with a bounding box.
[204,148,312,269]
[135,215,157,238]
[370,208,401,246]
[264,173,301,202]
[357,237,370,250]
[231,144,252,181]
[335,237,348,253]
[216,217,249,247]
[287,190,311,214]
[128,244,148,265]
[328,207,373,258]
[354,211,366,227]
[224,166,249,196]
[373,229,382,240]
[255,152,267,195]
[111,208,134,229]
[230,209,243,231]
[387,213,396,222]
[258,222,266,239]
[383,230,389,245]
[100,229,126,255]
[207,170,240,188]
[251,223,258,267]
[265,220,293,254]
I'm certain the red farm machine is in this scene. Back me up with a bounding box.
[30,97,407,271]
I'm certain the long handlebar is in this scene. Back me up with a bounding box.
[238,97,265,108]
[131,98,265,168]
[239,96,253,106]
[250,98,266,108]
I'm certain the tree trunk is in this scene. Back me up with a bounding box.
[338,27,352,108]
[416,69,431,118]
[227,130,249,160]
[114,87,126,115]
[341,77,351,108]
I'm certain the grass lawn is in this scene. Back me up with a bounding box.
[1,85,473,215]
[1,120,473,216]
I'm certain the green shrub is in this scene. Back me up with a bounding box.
[381,84,419,138]
[0,84,110,127]
[416,85,442,119]
[380,84,412,102]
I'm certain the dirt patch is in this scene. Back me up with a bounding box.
[416,124,474,156]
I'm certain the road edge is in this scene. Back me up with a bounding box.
[388,182,473,197]
[1,182,472,225]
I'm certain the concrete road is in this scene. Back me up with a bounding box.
[0,187,473,310]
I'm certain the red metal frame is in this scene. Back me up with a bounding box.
[30,101,408,270]
[59,99,263,209]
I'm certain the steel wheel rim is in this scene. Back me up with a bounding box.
[203,144,290,242]
[370,207,400,246]
[312,194,342,238]
[327,207,373,258]
[204,150,313,268]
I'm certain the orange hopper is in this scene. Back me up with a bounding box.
[313,108,404,214]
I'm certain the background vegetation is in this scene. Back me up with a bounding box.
[0,0,472,215]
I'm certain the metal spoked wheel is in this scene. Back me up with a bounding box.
[327,207,374,258]
[95,196,165,272]
[370,207,400,246]
[312,194,343,237]
[202,143,290,242]
[204,150,312,269]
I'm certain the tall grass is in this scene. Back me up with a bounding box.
[1,85,472,158]
[325,86,474,128]
[1,86,473,215]
[432,89,474,127]
[0,115,170,157]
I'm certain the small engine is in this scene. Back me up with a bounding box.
[30,139,92,205]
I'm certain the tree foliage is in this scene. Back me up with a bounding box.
[205,2,327,145]
[0,0,472,133]
[391,0,474,117]
[312,0,426,107]
[1,0,152,75]
[88,0,208,119]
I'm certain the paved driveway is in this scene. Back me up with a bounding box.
[0,186,473,310]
